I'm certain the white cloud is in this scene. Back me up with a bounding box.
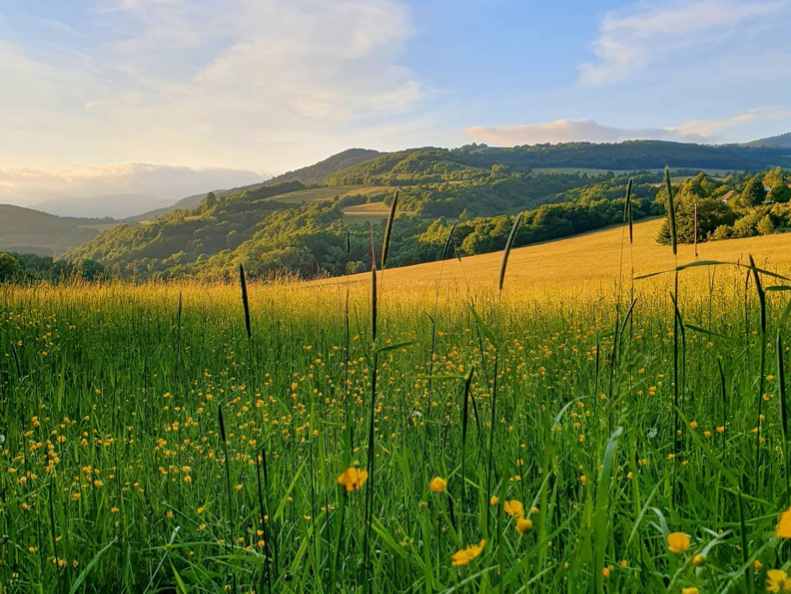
[671,108,791,138]
[466,109,791,146]
[579,0,786,86]
[0,0,425,175]
[467,119,705,145]
[0,163,264,208]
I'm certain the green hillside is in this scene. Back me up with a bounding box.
[64,167,660,278]
[0,204,119,255]
[52,139,791,280]
[746,131,791,149]
[266,184,391,204]
[324,141,791,185]
[125,149,381,221]
[265,148,381,185]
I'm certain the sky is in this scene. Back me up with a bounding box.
[2,0,791,206]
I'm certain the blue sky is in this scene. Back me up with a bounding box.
[1,0,791,204]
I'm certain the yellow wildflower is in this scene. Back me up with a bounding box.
[451,540,485,566]
[777,507,791,538]
[504,500,524,518]
[767,569,791,593]
[337,467,368,492]
[429,477,447,493]
[667,532,690,553]
[516,517,533,534]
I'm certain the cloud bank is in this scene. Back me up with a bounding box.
[466,109,791,146]
[579,0,785,86]
[0,0,425,175]
[0,163,264,210]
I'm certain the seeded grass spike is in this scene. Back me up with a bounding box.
[381,189,399,270]
[239,263,252,340]
[625,177,633,244]
[499,211,523,291]
[664,167,677,255]
[442,221,458,261]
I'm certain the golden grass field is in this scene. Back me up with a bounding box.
[7,215,791,593]
[324,217,791,293]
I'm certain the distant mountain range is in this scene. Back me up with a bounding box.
[0,204,119,256]
[34,193,173,219]
[746,132,791,149]
[128,149,382,221]
[4,138,791,258]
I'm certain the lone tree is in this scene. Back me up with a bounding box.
[764,167,791,203]
[0,253,20,282]
[737,177,766,209]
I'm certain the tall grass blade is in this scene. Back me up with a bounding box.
[779,332,789,504]
[664,167,677,255]
[624,178,633,244]
[442,221,458,261]
[370,224,378,343]
[499,211,523,291]
[239,264,252,340]
[593,427,623,594]
[381,190,399,270]
[750,254,767,490]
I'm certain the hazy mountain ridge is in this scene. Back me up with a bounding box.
[34,193,172,219]
[746,132,791,149]
[63,137,791,279]
[7,139,791,262]
[127,149,382,221]
[0,204,119,255]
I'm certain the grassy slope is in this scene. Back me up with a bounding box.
[0,204,119,255]
[325,217,791,289]
[265,148,382,185]
[266,185,390,204]
[128,150,383,221]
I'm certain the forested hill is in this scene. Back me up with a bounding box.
[746,132,791,149]
[48,138,791,282]
[0,204,119,256]
[324,141,791,185]
[125,149,382,222]
[63,169,660,279]
[265,148,382,186]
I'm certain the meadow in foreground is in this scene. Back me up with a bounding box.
[5,211,791,593]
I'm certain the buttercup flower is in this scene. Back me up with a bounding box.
[504,500,524,518]
[337,467,368,492]
[516,517,533,534]
[766,569,791,593]
[667,532,690,553]
[777,507,791,538]
[429,477,447,493]
[451,540,485,566]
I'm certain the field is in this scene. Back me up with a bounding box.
[341,202,412,225]
[6,219,791,593]
[531,167,737,179]
[266,185,391,205]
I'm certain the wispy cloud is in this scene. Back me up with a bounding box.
[466,108,791,146]
[670,108,791,138]
[579,0,786,86]
[467,119,703,145]
[0,0,425,175]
